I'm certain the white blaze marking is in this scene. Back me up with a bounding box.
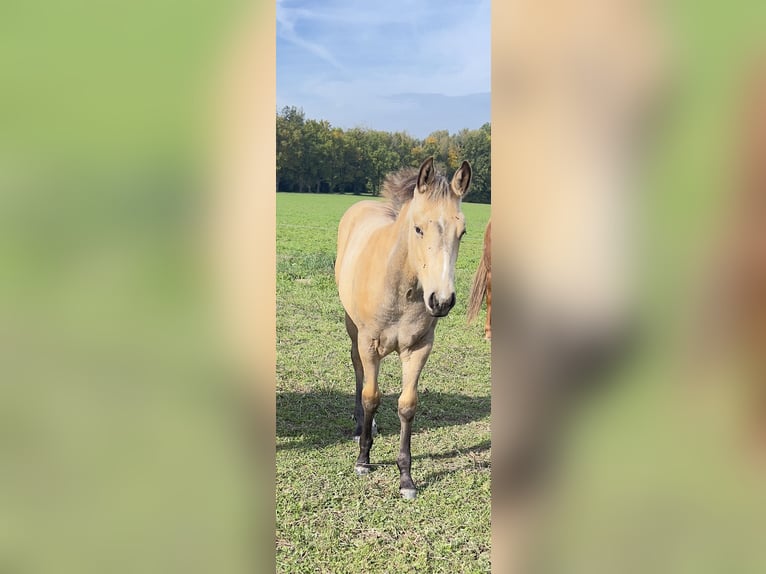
[438,217,452,288]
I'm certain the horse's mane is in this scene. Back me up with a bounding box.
[381,166,451,214]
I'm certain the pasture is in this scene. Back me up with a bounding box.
[276,193,492,573]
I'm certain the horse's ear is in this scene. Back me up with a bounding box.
[451,160,472,197]
[416,157,435,193]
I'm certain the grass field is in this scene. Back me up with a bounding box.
[276,193,492,573]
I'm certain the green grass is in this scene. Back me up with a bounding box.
[0,2,259,572]
[276,193,492,573]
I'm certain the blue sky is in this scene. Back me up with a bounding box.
[276,0,490,139]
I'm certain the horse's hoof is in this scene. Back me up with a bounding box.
[354,464,370,475]
[353,435,360,442]
[400,488,417,500]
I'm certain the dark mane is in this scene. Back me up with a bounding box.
[381,166,451,214]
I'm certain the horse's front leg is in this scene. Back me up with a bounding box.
[397,337,433,499]
[355,339,382,475]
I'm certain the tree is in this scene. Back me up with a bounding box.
[275,108,490,203]
[459,123,491,204]
[302,119,332,192]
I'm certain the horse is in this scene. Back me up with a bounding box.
[687,59,766,458]
[335,157,471,499]
[732,62,766,454]
[467,219,492,340]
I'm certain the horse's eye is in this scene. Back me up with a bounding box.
[414,226,423,236]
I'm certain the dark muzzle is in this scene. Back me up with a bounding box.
[428,292,456,317]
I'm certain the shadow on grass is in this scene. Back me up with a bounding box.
[277,389,490,451]
[351,439,492,492]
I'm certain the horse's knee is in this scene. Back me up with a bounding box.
[361,387,381,411]
[398,394,418,421]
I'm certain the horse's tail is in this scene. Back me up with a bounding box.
[466,256,488,325]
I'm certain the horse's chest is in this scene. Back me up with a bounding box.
[377,310,435,356]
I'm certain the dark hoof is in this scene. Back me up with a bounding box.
[400,488,417,500]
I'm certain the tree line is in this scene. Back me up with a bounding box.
[276,106,491,204]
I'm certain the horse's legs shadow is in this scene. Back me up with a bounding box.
[365,439,491,492]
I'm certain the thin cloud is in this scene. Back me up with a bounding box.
[277,1,348,71]
[277,0,490,136]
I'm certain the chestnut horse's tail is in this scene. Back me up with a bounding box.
[467,255,489,325]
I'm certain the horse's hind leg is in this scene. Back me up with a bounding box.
[397,337,433,499]
[345,313,365,438]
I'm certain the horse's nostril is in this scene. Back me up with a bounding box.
[448,293,456,309]
[428,292,437,309]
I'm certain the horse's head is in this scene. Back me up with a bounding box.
[408,157,471,317]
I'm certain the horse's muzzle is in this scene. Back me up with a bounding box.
[428,292,456,317]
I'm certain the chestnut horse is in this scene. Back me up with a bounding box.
[335,157,471,499]
[690,61,766,455]
[467,219,492,340]
[732,63,766,451]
